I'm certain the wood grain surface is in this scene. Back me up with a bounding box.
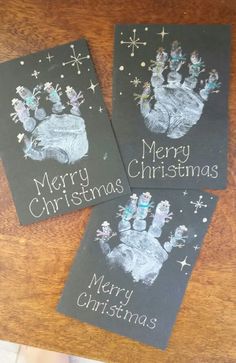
[0,1,235,362]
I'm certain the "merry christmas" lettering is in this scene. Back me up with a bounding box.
[33,168,89,196]
[127,139,219,180]
[28,169,124,219]
[88,273,133,306]
[142,139,190,164]
[76,273,158,331]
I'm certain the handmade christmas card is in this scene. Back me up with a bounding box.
[0,39,130,224]
[58,189,217,349]
[112,24,231,189]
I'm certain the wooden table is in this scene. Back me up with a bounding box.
[0,1,235,362]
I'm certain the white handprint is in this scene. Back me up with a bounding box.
[136,41,221,139]
[12,82,88,164]
[96,193,188,286]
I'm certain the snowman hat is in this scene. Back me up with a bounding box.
[12,98,20,105]
[143,192,152,198]
[65,86,74,92]
[102,221,110,227]
[179,225,188,232]
[130,193,138,200]
[16,86,24,94]
[44,82,52,90]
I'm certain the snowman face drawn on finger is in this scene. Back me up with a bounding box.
[174,225,188,238]
[190,51,199,64]
[142,192,152,204]
[66,86,77,99]
[44,82,54,93]
[157,201,170,214]
[156,47,167,62]
[16,86,29,99]
[12,98,25,112]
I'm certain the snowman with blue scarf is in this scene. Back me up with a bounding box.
[44,82,65,113]
[16,85,46,121]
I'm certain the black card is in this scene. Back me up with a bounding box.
[58,189,217,349]
[0,39,130,224]
[112,24,231,189]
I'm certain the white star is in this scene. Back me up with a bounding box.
[190,195,207,214]
[183,190,188,196]
[177,256,191,271]
[31,70,40,79]
[130,76,141,87]
[157,27,169,42]
[46,52,54,62]
[99,106,103,113]
[193,245,200,251]
[87,80,98,94]
[120,29,147,57]
[62,44,90,75]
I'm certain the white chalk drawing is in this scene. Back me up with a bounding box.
[157,27,169,42]
[190,195,207,214]
[176,256,191,271]
[15,85,46,121]
[46,52,54,62]
[31,70,40,79]
[62,44,90,75]
[130,77,141,88]
[87,80,98,94]
[65,86,85,115]
[134,40,221,139]
[11,83,88,164]
[96,192,190,286]
[120,29,147,57]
